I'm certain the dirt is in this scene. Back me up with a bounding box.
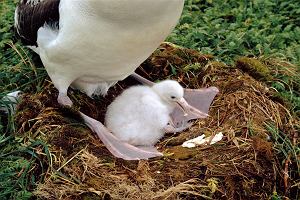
[15,43,298,199]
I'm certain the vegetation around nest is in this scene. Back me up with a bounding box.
[0,0,299,199]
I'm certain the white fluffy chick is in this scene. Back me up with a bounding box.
[105,80,207,146]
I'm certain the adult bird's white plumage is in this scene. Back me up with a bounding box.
[14,0,185,160]
[106,80,202,146]
[16,0,185,101]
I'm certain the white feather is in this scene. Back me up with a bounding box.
[35,0,184,96]
[105,80,183,146]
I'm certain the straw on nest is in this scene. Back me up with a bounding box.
[15,43,298,199]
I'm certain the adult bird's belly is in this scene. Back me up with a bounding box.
[47,0,184,82]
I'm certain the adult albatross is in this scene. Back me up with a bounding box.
[14,0,218,160]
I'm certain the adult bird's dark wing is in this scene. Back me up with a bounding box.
[15,0,60,46]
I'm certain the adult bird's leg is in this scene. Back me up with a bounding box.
[58,92,73,106]
[130,73,219,128]
[130,73,154,86]
[47,73,74,107]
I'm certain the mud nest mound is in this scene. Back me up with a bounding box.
[15,43,299,199]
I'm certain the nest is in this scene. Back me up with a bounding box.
[15,43,298,199]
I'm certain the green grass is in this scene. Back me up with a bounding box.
[168,0,300,115]
[168,0,300,65]
[0,138,51,200]
[0,0,299,199]
[0,1,48,199]
[0,0,47,93]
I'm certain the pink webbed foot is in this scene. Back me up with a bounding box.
[80,112,163,160]
[170,87,219,128]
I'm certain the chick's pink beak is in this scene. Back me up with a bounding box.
[176,97,209,118]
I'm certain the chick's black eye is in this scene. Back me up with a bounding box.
[171,96,176,99]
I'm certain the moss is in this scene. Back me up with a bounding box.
[236,57,272,81]
[167,146,197,160]
[208,61,228,69]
